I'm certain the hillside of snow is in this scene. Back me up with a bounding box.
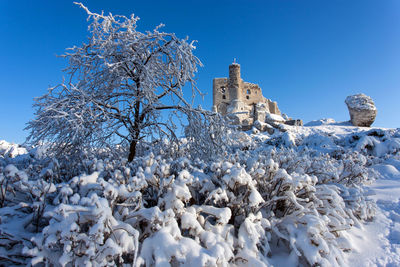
[1,122,399,266]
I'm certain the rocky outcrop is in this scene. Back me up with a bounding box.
[345,94,377,127]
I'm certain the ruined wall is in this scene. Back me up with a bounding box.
[213,78,229,115]
[242,82,266,106]
[267,99,280,115]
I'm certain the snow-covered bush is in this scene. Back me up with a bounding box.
[184,108,233,161]
[2,126,399,266]
[25,193,139,266]
[223,146,375,266]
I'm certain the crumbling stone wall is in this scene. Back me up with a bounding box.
[212,78,229,115]
[242,82,264,105]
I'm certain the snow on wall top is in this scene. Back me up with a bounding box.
[345,93,376,111]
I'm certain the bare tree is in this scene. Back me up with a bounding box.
[26,3,202,161]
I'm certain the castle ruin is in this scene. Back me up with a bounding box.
[212,62,301,131]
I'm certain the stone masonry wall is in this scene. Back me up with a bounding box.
[242,82,265,106]
[212,78,229,115]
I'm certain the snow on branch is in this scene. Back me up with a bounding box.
[26,3,206,163]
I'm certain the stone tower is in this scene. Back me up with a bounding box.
[228,63,241,100]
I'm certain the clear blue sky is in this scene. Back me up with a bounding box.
[1,0,399,144]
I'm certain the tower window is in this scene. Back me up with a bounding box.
[222,95,226,99]
[246,95,249,99]
[221,86,226,93]
[247,89,251,94]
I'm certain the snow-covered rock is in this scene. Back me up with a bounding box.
[253,120,274,134]
[0,140,28,158]
[345,93,377,127]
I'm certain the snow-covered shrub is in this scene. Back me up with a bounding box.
[3,166,56,230]
[0,164,26,207]
[3,125,399,266]
[354,129,400,158]
[0,162,59,265]
[184,108,233,161]
[223,137,378,266]
[25,193,139,266]
[43,134,378,265]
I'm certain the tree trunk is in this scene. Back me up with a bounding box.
[128,115,141,162]
[129,85,141,162]
[128,138,137,162]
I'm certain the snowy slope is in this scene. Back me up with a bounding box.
[288,120,400,266]
[345,160,400,266]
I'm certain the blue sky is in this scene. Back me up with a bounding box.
[1,0,399,143]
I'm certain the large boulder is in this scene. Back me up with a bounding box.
[345,93,377,127]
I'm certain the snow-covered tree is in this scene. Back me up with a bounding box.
[26,3,202,162]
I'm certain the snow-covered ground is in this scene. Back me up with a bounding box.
[345,160,400,266]
[300,120,400,266]
[1,120,399,266]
